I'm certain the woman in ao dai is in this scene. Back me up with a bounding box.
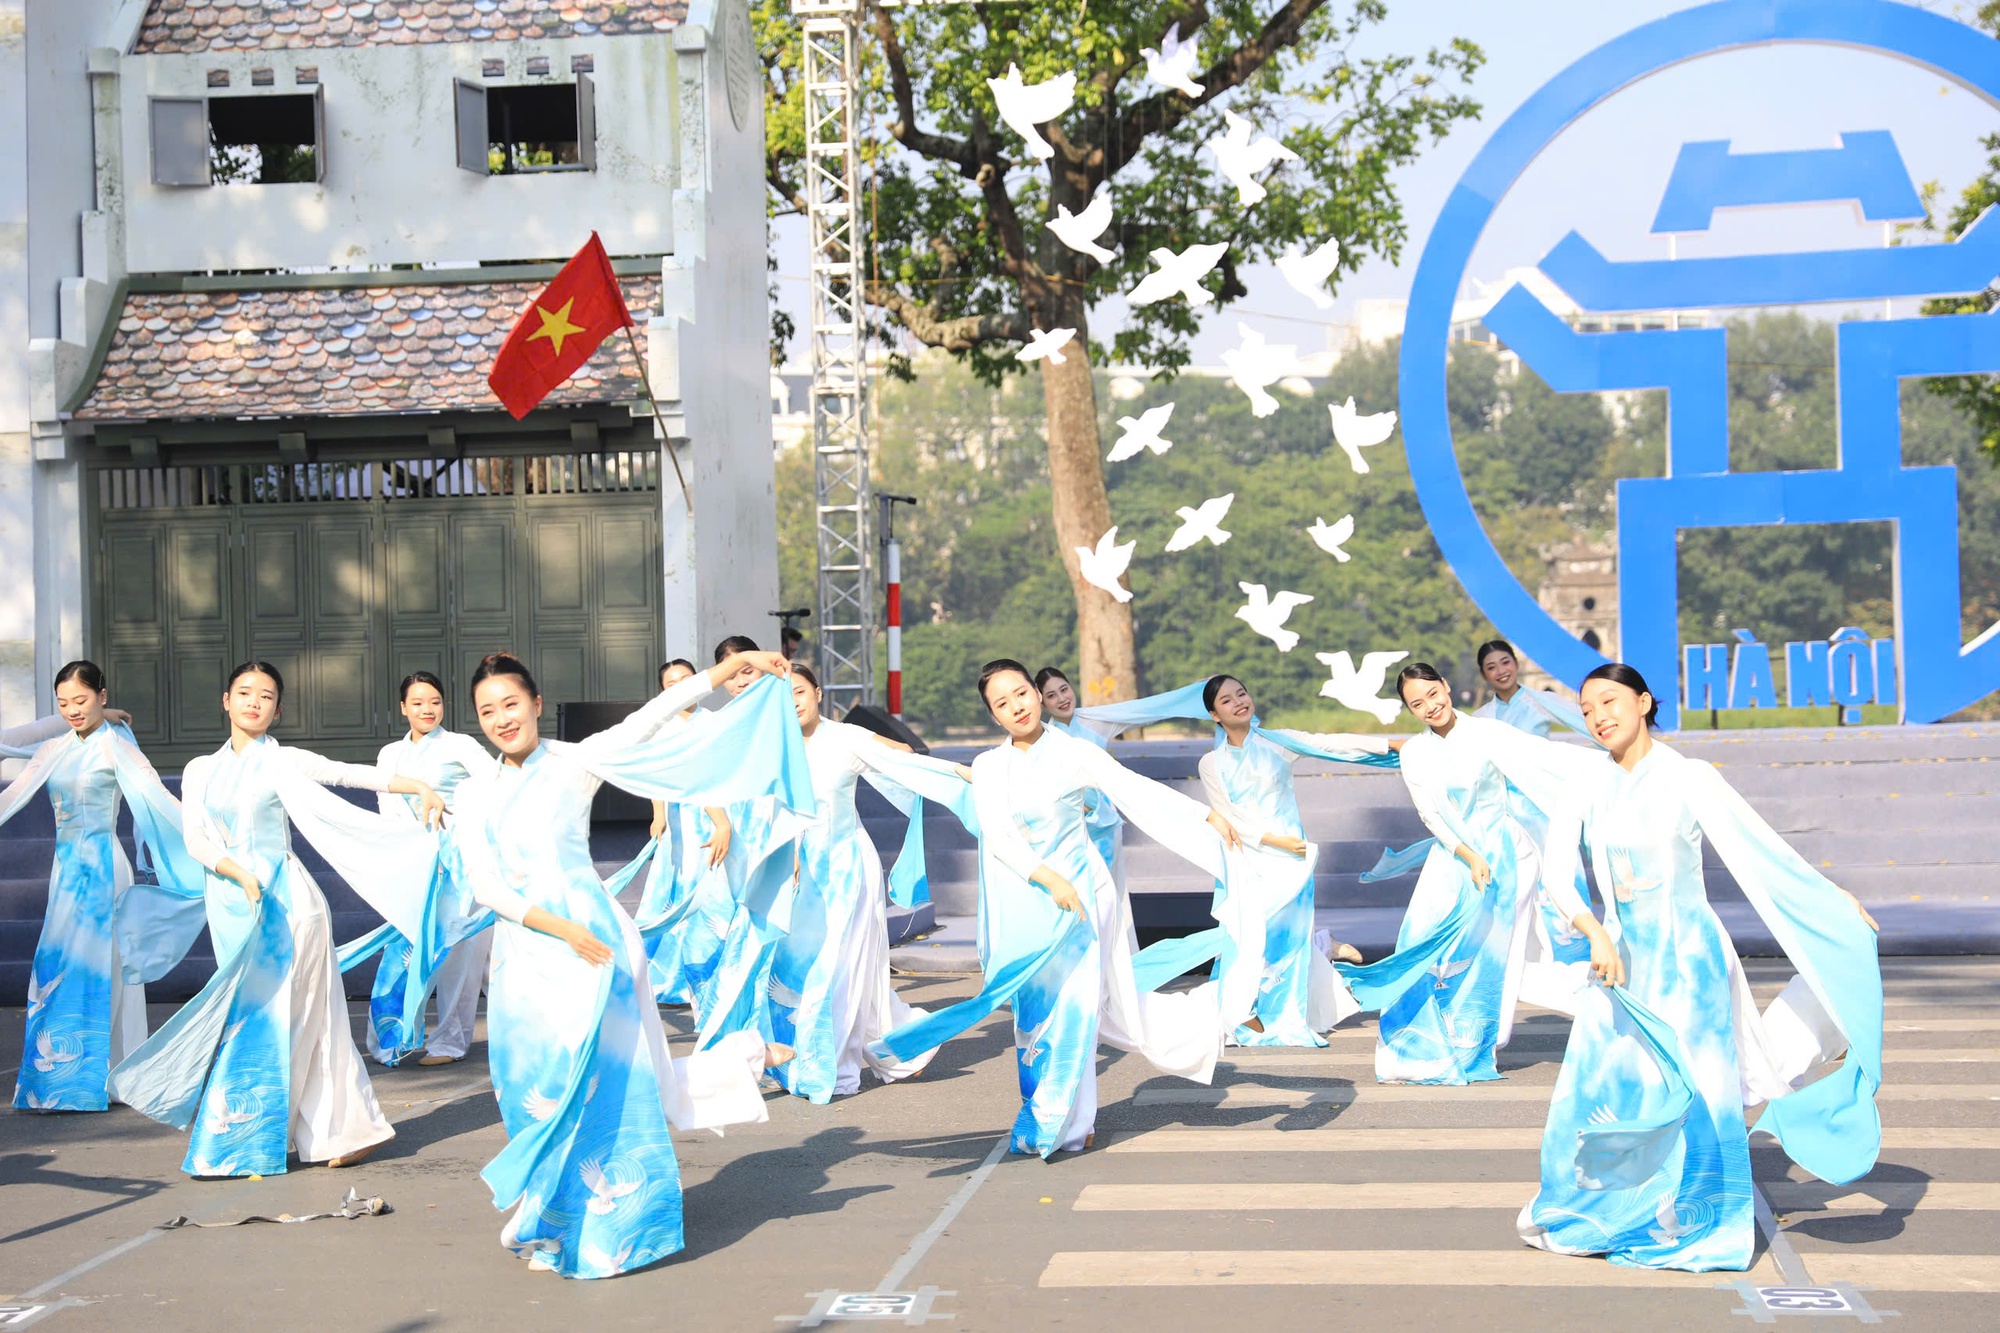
[365,670,496,1066]
[1199,675,1396,1045]
[756,665,973,1102]
[6,663,198,1111]
[874,661,1243,1158]
[1519,664,1881,1272]
[1337,664,1590,1085]
[1036,667,1124,884]
[111,661,445,1175]
[638,658,734,1007]
[452,650,801,1280]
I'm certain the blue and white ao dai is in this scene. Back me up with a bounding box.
[110,737,440,1175]
[4,718,205,1111]
[755,720,969,1102]
[364,727,494,1063]
[450,672,813,1279]
[874,726,1231,1157]
[1338,716,1591,1084]
[1198,729,1391,1045]
[1518,741,1880,1272]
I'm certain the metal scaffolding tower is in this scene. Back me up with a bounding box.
[796,0,873,713]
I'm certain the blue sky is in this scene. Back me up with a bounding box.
[773,0,2000,366]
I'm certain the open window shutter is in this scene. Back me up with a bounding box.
[575,72,596,172]
[149,97,210,186]
[453,79,489,174]
[311,83,328,183]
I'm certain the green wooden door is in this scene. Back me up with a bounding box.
[89,451,664,764]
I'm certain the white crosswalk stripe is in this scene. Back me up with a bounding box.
[1041,979,2000,1301]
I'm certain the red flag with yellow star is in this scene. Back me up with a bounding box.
[488,232,633,419]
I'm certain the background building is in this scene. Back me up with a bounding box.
[1,0,775,761]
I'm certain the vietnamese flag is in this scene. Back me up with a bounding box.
[488,232,634,419]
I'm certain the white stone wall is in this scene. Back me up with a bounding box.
[655,0,779,660]
[118,34,682,272]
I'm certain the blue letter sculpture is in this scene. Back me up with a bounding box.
[1397,0,2000,728]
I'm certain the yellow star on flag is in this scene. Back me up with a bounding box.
[526,297,588,358]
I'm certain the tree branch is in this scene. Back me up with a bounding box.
[873,286,1030,351]
[1109,0,1329,179]
[874,7,979,172]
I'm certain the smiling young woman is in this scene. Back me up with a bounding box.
[445,647,811,1279]
[869,659,1255,1159]
[1519,662,1883,1273]
[111,660,448,1176]
[2,661,201,1113]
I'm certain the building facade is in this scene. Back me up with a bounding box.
[2,0,776,761]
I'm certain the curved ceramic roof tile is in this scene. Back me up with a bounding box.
[74,275,660,420]
[133,1,687,55]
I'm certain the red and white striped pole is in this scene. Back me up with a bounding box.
[878,493,917,718]
[885,537,904,717]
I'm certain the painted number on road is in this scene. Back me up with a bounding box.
[826,1293,919,1318]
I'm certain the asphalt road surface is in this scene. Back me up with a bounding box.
[3,957,1998,1332]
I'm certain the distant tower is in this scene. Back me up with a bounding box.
[1532,537,1619,686]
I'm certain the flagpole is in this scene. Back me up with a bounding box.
[622,322,694,515]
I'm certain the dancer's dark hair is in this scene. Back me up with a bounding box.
[398,669,445,702]
[1032,666,1070,693]
[659,658,696,681]
[979,658,1034,707]
[1580,662,1660,727]
[53,659,106,694]
[226,660,285,702]
[713,636,759,663]
[1394,661,1448,704]
[1202,674,1244,715]
[1475,639,1517,670]
[469,652,538,702]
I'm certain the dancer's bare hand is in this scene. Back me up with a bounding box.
[1263,834,1309,859]
[1842,890,1880,933]
[1584,922,1625,988]
[1207,811,1244,851]
[1036,870,1084,915]
[702,810,733,867]
[1457,844,1493,888]
[560,921,614,967]
[412,783,447,830]
[649,801,668,840]
[105,708,135,727]
[233,870,262,904]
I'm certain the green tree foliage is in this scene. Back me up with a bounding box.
[776,312,2000,733]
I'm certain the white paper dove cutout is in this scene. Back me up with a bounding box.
[1126,242,1229,307]
[1048,189,1117,263]
[1328,397,1398,472]
[1107,401,1176,462]
[988,64,1076,161]
[1277,238,1342,309]
[1142,22,1204,98]
[1236,581,1314,652]
[1206,110,1300,207]
[1017,327,1076,364]
[1164,493,1234,552]
[1308,514,1355,562]
[1221,323,1298,418]
[1076,526,1136,602]
[1316,649,1410,723]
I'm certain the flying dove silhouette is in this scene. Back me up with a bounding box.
[1164,493,1234,552]
[1107,402,1175,462]
[1236,582,1314,652]
[1016,327,1076,365]
[987,64,1076,161]
[1329,397,1398,473]
[1308,514,1355,562]
[1076,527,1136,603]
[1126,242,1229,307]
[1315,649,1410,724]
[1277,238,1342,309]
[1142,22,1204,98]
[1047,189,1118,263]
[1222,324,1298,418]
[1206,110,1300,206]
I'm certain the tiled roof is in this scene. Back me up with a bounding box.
[74,276,661,420]
[132,2,687,55]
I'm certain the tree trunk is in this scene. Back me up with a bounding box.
[1038,332,1138,705]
